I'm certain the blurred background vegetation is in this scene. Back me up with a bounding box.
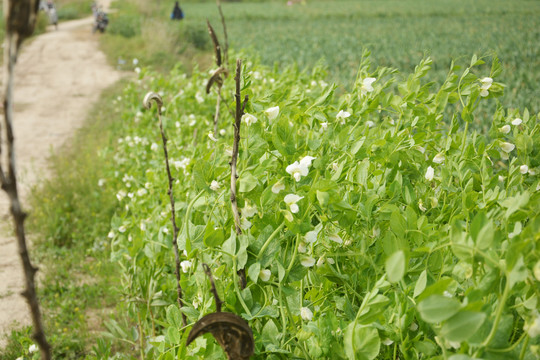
[102,0,540,113]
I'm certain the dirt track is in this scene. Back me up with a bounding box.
[0,2,119,346]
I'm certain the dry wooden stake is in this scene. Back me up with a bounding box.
[1,1,51,359]
[143,92,187,327]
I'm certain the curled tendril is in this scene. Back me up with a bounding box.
[143,92,163,114]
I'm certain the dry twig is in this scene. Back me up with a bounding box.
[1,1,51,358]
[143,92,187,327]
[230,59,247,236]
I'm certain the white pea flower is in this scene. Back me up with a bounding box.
[500,142,515,153]
[430,197,439,208]
[224,146,233,157]
[316,257,325,267]
[501,151,509,160]
[174,158,190,170]
[259,269,271,282]
[366,120,375,128]
[327,258,335,265]
[271,180,285,194]
[145,182,152,189]
[298,242,307,253]
[140,222,146,231]
[360,77,376,95]
[136,189,147,197]
[425,166,434,181]
[336,110,351,123]
[210,180,221,191]
[284,194,303,213]
[479,77,493,97]
[432,153,445,164]
[108,231,115,238]
[320,122,328,130]
[286,156,315,182]
[133,58,139,65]
[180,260,192,273]
[195,92,204,104]
[208,131,218,142]
[219,129,226,136]
[304,230,318,244]
[29,344,38,353]
[520,165,529,174]
[242,113,258,126]
[526,314,540,338]
[498,175,505,182]
[499,125,511,134]
[127,192,134,198]
[382,339,394,346]
[116,190,127,201]
[418,200,427,212]
[328,233,343,244]
[512,118,522,126]
[331,162,339,172]
[443,291,453,298]
[409,322,419,331]
[151,143,159,151]
[300,307,313,321]
[301,256,316,268]
[134,67,141,74]
[240,217,252,230]
[242,203,258,218]
[98,179,106,187]
[264,106,280,120]
[16,357,23,360]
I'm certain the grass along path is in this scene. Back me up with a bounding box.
[0,0,119,349]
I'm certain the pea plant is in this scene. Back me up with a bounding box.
[101,51,539,359]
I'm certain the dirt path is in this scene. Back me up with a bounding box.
[0,1,119,347]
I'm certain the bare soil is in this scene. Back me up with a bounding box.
[0,1,119,347]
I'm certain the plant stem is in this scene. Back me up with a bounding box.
[145,92,187,327]
[482,277,511,348]
[257,222,285,259]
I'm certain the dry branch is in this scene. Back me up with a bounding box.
[230,59,246,236]
[216,0,229,65]
[1,1,51,359]
[143,92,187,327]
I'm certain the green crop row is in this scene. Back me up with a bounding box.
[102,0,540,114]
[87,51,540,359]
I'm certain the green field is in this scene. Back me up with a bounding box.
[106,0,540,112]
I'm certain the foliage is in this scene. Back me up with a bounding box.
[55,0,93,21]
[101,0,212,73]
[94,52,539,359]
[105,0,540,114]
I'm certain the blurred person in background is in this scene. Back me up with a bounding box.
[171,1,184,20]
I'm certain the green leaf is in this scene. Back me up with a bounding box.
[385,250,406,283]
[390,211,406,238]
[440,311,486,342]
[508,256,527,288]
[167,326,180,344]
[166,305,182,328]
[344,323,380,360]
[247,262,261,284]
[238,172,258,193]
[413,270,427,298]
[418,295,461,323]
[271,117,296,156]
